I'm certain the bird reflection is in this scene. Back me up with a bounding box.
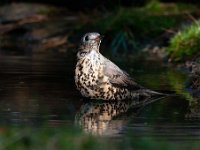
[75,97,164,136]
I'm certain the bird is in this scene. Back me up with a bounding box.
[75,32,165,101]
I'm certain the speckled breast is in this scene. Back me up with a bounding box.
[75,52,134,100]
[75,51,103,98]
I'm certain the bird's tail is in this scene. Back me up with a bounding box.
[142,88,177,97]
[129,88,177,108]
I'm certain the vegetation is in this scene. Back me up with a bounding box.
[167,21,200,62]
[167,69,194,101]
[0,1,199,57]
[0,126,199,150]
[89,1,197,54]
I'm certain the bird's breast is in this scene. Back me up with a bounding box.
[75,54,103,97]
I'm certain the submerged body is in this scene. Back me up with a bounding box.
[75,32,162,100]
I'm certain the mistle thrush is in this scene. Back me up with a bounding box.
[75,32,164,100]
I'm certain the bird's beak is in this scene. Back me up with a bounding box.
[94,35,103,42]
[100,35,104,40]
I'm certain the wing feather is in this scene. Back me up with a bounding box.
[103,58,143,90]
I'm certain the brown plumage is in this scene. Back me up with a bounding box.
[75,32,163,100]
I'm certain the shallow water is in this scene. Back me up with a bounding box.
[0,51,200,147]
[0,2,200,148]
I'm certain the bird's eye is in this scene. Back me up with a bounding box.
[85,35,89,41]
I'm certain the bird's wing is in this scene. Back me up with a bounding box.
[103,58,143,90]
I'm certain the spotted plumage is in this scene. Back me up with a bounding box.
[75,100,135,135]
[75,96,163,135]
[75,32,164,101]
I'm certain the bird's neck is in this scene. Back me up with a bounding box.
[79,44,100,52]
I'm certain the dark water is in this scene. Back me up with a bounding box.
[0,3,200,149]
[0,52,200,147]
[0,53,79,126]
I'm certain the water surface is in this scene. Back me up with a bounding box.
[0,51,199,148]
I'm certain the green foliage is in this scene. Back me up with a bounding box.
[0,125,199,150]
[95,1,196,36]
[90,2,197,53]
[145,1,197,14]
[98,7,182,38]
[167,22,200,62]
[0,126,111,150]
[167,69,194,102]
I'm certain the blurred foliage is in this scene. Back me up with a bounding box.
[0,1,199,57]
[0,126,101,150]
[167,69,194,101]
[167,69,200,118]
[0,126,199,150]
[145,0,197,13]
[89,1,197,54]
[97,6,180,37]
[167,21,200,62]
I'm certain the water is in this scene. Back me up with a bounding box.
[0,54,78,126]
[0,51,200,148]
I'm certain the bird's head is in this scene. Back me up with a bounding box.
[77,32,103,59]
